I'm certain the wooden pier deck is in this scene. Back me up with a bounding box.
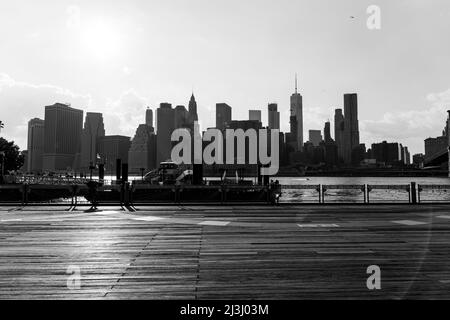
[1,204,450,299]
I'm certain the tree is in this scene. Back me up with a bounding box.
[0,137,24,173]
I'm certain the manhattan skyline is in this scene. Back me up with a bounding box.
[1,0,450,156]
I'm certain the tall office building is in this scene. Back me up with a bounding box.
[156,103,175,164]
[324,121,333,144]
[79,112,105,171]
[268,103,280,130]
[334,109,345,162]
[188,94,198,124]
[249,110,262,123]
[308,130,323,147]
[98,135,131,174]
[343,94,360,165]
[42,103,83,172]
[216,103,232,131]
[146,108,153,128]
[290,75,303,151]
[371,141,401,166]
[27,118,45,173]
[403,146,411,165]
[128,124,157,173]
[425,136,448,158]
[174,105,189,129]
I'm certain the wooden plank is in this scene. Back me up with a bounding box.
[0,205,450,299]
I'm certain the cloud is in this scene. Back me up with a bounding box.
[66,5,81,30]
[101,89,149,137]
[361,89,450,155]
[0,73,91,150]
[122,66,131,76]
[0,73,152,151]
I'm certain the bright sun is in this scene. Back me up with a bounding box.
[81,20,121,60]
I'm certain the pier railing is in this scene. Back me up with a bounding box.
[1,182,450,206]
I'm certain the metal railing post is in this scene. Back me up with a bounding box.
[319,184,324,204]
[417,184,422,204]
[363,184,367,204]
[411,182,417,204]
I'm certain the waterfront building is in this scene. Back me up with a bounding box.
[216,103,232,131]
[290,75,303,151]
[42,103,83,172]
[324,121,333,144]
[156,103,175,164]
[342,94,360,165]
[425,136,447,159]
[413,153,425,167]
[308,130,323,147]
[146,108,153,128]
[188,94,198,125]
[174,105,189,129]
[27,118,45,173]
[334,109,345,163]
[128,125,157,174]
[79,112,105,172]
[268,103,280,130]
[371,141,401,166]
[249,110,262,123]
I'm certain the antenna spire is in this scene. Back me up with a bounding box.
[295,73,298,94]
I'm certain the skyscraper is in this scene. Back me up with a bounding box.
[308,130,323,147]
[174,105,189,129]
[371,141,401,166]
[343,94,360,165]
[156,103,175,164]
[216,103,232,131]
[128,124,157,173]
[290,75,303,151]
[27,118,45,173]
[146,108,153,128]
[42,103,83,172]
[334,109,345,162]
[188,93,198,123]
[249,110,262,123]
[324,121,333,144]
[80,112,105,171]
[268,103,280,130]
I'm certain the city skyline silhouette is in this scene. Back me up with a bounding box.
[1,0,450,156]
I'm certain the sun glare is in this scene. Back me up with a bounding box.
[81,20,121,60]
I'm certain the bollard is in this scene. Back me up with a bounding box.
[123,182,130,207]
[21,184,26,206]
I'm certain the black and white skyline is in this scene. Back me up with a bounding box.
[1,0,450,156]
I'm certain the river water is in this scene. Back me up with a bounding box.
[92,175,450,203]
[276,176,450,203]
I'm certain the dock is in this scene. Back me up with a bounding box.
[1,204,450,299]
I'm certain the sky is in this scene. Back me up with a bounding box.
[1,0,450,156]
